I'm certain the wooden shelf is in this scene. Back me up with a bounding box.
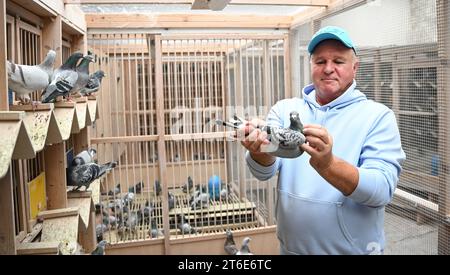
[16,241,60,255]
[74,101,88,131]
[87,98,99,122]
[68,196,92,231]
[0,111,34,178]
[53,102,76,140]
[10,104,62,152]
[39,207,80,255]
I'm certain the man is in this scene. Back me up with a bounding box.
[239,26,405,254]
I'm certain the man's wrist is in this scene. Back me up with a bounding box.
[250,151,276,167]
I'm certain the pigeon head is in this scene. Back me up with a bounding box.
[88,148,97,158]
[240,237,252,253]
[41,50,57,67]
[226,229,234,241]
[94,70,106,79]
[65,52,84,68]
[72,157,83,166]
[289,111,303,132]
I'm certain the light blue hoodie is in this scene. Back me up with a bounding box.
[246,81,405,254]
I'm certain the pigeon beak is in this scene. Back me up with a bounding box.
[86,55,95,62]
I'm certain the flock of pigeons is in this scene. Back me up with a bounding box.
[217,111,306,159]
[96,175,234,242]
[7,49,106,105]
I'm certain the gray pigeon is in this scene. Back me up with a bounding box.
[96,223,108,242]
[182,176,194,194]
[128,181,144,194]
[168,192,175,210]
[102,183,121,196]
[67,161,117,191]
[260,111,305,158]
[7,50,56,104]
[217,111,305,158]
[41,52,83,103]
[149,218,164,238]
[154,180,162,196]
[80,70,106,96]
[91,240,108,255]
[176,214,197,235]
[190,191,209,210]
[71,53,95,95]
[236,237,253,255]
[72,148,96,166]
[224,229,238,255]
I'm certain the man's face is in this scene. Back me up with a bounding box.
[311,40,359,105]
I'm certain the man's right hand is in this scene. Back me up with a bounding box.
[237,118,276,167]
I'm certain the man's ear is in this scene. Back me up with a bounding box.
[353,60,360,78]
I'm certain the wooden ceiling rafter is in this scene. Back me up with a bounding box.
[64,0,330,7]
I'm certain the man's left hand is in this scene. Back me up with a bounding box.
[301,124,335,172]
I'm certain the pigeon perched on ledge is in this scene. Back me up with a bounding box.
[67,161,117,191]
[80,70,106,96]
[41,52,84,103]
[7,50,56,104]
[71,53,95,96]
[224,229,238,255]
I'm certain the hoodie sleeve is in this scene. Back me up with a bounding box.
[347,109,406,207]
[246,101,284,181]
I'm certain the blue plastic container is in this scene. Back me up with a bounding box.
[208,175,221,200]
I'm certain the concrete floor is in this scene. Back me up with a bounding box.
[384,211,438,255]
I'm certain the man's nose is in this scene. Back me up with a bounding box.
[324,61,334,74]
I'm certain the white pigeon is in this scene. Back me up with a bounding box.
[7,50,56,104]
[236,237,253,255]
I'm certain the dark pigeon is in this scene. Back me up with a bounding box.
[67,161,117,191]
[41,52,83,103]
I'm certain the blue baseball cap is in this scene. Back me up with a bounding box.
[308,26,356,55]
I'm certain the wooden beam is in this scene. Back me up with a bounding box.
[78,210,96,253]
[6,1,44,26]
[154,35,171,255]
[85,14,292,29]
[73,127,89,154]
[0,0,7,111]
[66,0,329,6]
[44,142,68,210]
[290,0,355,29]
[231,0,330,6]
[42,16,62,66]
[10,0,57,17]
[16,241,60,255]
[0,167,16,254]
[37,207,79,220]
[65,0,191,3]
